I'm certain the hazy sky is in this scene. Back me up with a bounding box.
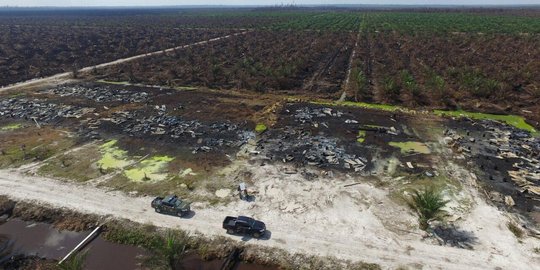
[2,0,539,7]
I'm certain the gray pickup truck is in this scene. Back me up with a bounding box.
[151,195,191,217]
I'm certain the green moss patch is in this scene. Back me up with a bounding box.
[357,130,366,143]
[255,123,267,133]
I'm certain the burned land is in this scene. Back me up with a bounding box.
[0,26,235,86]
[96,30,356,95]
[1,81,539,224]
[348,32,540,122]
[1,83,264,163]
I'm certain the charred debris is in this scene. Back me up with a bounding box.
[445,118,540,216]
[0,84,255,153]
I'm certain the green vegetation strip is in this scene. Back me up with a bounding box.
[96,79,131,86]
[366,12,540,34]
[0,123,22,131]
[310,100,537,135]
[312,100,404,112]
[434,110,537,134]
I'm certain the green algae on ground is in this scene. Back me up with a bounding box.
[389,141,431,154]
[97,140,130,170]
[357,130,366,143]
[434,110,537,134]
[255,123,267,133]
[124,156,174,182]
[0,123,22,131]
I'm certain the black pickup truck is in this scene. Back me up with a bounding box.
[151,195,191,217]
[223,216,266,238]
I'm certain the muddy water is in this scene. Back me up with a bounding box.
[0,218,145,270]
[0,219,278,270]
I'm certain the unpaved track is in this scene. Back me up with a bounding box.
[0,169,537,270]
[0,31,248,93]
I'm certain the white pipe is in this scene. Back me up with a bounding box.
[58,225,101,265]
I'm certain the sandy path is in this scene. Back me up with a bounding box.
[0,167,538,270]
[0,31,248,93]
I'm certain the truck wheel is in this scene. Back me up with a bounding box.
[252,232,261,238]
[227,229,234,234]
[177,212,183,217]
[155,208,161,213]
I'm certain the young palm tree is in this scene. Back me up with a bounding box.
[407,187,449,230]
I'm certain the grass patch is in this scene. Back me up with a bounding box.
[389,141,431,154]
[58,250,88,270]
[434,110,537,134]
[507,222,524,238]
[0,127,75,168]
[38,146,102,182]
[103,222,163,250]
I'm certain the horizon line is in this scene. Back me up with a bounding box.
[2,4,540,8]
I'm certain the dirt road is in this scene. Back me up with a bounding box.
[0,31,248,93]
[1,165,538,270]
